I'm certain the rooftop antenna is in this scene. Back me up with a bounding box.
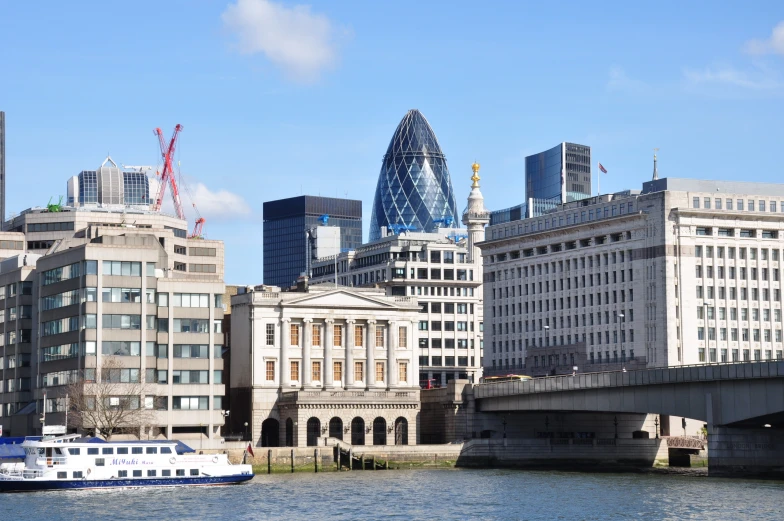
[652,148,660,181]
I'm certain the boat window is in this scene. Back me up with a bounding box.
[176,469,185,476]
[87,448,99,455]
[55,448,63,455]
[73,471,83,478]
[67,448,80,455]
[95,458,105,467]
[102,448,114,455]
[57,472,67,479]
[117,447,128,455]
[132,447,143,454]
[190,469,199,476]
[147,470,157,477]
[161,447,172,454]
[118,470,127,478]
[145,447,157,454]
[162,469,171,477]
[133,470,142,477]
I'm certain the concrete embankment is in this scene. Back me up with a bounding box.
[203,438,672,473]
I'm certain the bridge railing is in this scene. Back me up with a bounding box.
[474,359,784,399]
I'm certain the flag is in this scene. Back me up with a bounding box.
[598,163,608,174]
[247,443,255,457]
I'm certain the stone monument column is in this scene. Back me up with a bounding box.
[323,319,334,389]
[281,318,291,388]
[387,321,398,389]
[302,318,313,388]
[366,320,377,390]
[346,320,355,388]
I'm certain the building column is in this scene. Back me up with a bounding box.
[302,318,312,389]
[411,320,419,387]
[345,320,355,388]
[323,319,333,389]
[281,318,291,389]
[366,320,376,390]
[387,321,397,390]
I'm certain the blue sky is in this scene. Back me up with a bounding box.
[2,0,783,283]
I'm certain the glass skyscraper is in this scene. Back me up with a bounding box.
[263,196,362,288]
[369,109,458,242]
[525,142,591,206]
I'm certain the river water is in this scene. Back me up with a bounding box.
[3,469,783,520]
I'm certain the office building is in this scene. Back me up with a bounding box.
[230,282,420,447]
[0,111,5,223]
[311,165,489,385]
[0,177,228,442]
[480,176,784,382]
[263,196,362,288]
[369,109,458,242]
[66,157,152,209]
[526,142,591,204]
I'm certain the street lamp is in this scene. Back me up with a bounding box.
[654,416,660,439]
[244,421,249,441]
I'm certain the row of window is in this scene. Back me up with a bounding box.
[494,309,633,335]
[692,197,784,212]
[697,326,784,343]
[695,286,783,301]
[492,290,634,320]
[489,202,637,240]
[41,315,221,335]
[417,321,474,332]
[419,302,474,314]
[265,324,409,348]
[0,281,33,299]
[417,338,474,349]
[698,306,782,322]
[695,245,782,260]
[418,356,473,367]
[697,347,783,362]
[264,360,409,384]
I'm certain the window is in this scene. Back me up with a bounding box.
[312,324,321,346]
[266,324,275,345]
[354,361,364,382]
[102,261,142,277]
[290,360,300,381]
[375,362,385,383]
[398,362,408,382]
[398,327,407,348]
[375,326,385,347]
[333,361,342,382]
[333,325,343,347]
[189,247,217,257]
[172,293,209,307]
[354,325,363,347]
[172,396,209,410]
[172,370,208,384]
[173,319,209,333]
[312,361,321,381]
[173,344,209,358]
[266,361,275,381]
[189,264,216,273]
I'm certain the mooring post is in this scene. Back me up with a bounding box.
[360,455,364,470]
[348,448,352,471]
[291,448,295,473]
[314,448,319,473]
[267,449,272,474]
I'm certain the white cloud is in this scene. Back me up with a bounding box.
[683,66,782,91]
[221,0,342,83]
[743,21,784,56]
[188,183,253,220]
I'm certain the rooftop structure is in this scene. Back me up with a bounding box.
[66,157,153,210]
[369,110,458,242]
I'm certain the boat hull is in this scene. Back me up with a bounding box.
[0,473,253,493]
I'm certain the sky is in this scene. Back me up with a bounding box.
[1,0,783,284]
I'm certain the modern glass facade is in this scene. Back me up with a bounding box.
[263,196,362,288]
[123,172,150,205]
[78,171,99,204]
[74,169,149,207]
[525,142,591,212]
[369,110,458,242]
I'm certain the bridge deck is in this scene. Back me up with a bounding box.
[475,361,784,399]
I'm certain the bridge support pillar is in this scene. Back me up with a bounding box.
[709,424,784,478]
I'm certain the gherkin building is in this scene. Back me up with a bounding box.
[369,109,459,241]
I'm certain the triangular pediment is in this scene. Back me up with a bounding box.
[285,289,402,310]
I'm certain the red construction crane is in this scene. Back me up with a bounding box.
[152,124,185,220]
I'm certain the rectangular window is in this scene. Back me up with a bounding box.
[312,324,321,346]
[375,326,385,347]
[333,361,342,382]
[333,325,343,347]
[312,361,321,381]
[354,361,364,382]
[290,324,300,346]
[398,326,407,348]
[354,325,363,347]
[266,361,275,381]
[375,362,385,383]
[290,360,300,381]
[266,324,275,345]
[398,362,408,382]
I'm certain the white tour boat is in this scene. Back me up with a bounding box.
[0,432,253,492]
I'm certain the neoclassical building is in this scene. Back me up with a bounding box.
[230,282,421,447]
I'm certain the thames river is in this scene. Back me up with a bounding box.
[3,469,783,520]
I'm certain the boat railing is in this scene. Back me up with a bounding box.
[36,456,68,466]
[0,467,45,479]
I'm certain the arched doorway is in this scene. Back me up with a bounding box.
[329,417,343,440]
[306,417,321,447]
[285,418,294,447]
[373,417,387,446]
[394,417,408,445]
[261,418,279,447]
[351,417,365,446]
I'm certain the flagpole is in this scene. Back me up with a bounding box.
[597,161,600,196]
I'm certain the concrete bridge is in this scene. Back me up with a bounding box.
[474,361,784,477]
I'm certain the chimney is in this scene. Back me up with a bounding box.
[296,273,309,292]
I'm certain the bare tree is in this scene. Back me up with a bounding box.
[66,356,156,440]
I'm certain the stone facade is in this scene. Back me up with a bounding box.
[230,283,422,447]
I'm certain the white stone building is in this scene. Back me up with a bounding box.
[480,177,784,379]
[309,165,489,386]
[230,283,421,447]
